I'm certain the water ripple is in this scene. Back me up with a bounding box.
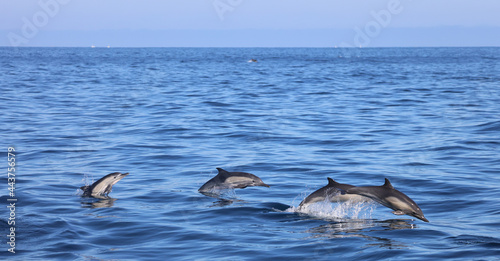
[1,47,499,260]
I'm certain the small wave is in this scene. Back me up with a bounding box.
[450,234,500,247]
[400,162,434,167]
[475,120,500,132]
[203,101,232,107]
[430,145,479,151]
[395,98,426,103]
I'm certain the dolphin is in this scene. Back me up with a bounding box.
[198,168,270,193]
[80,172,129,199]
[298,178,369,209]
[346,178,429,222]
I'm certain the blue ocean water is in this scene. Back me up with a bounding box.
[1,47,500,260]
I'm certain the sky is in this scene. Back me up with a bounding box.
[1,0,499,47]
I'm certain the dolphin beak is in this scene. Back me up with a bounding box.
[414,214,429,222]
[262,183,270,188]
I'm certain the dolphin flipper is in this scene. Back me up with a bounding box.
[392,210,406,215]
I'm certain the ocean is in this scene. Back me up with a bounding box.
[1,47,500,260]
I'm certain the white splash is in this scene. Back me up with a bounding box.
[75,173,94,196]
[287,199,376,220]
[82,173,94,187]
[199,186,238,199]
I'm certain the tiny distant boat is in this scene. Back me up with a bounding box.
[248,59,258,63]
[107,45,110,48]
[91,44,95,48]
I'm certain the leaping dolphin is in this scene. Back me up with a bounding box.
[80,172,129,199]
[298,178,369,209]
[346,178,429,222]
[198,168,270,194]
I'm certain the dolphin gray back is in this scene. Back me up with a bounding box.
[346,178,400,207]
[326,177,356,191]
[299,178,365,208]
[198,168,269,193]
[346,178,428,222]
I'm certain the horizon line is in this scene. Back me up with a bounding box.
[1,45,499,48]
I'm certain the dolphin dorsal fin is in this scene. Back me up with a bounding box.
[327,177,337,186]
[216,168,230,177]
[383,178,394,189]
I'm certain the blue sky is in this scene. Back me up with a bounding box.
[1,0,500,47]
